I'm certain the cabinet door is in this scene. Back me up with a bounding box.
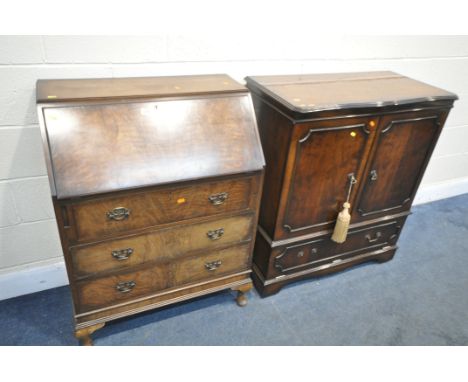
[356,111,447,219]
[277,117,375,239]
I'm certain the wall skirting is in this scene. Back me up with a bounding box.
[1,177,468,301]
[413,177,468,205]
[0,259,68,301]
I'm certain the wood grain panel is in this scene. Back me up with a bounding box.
[357,111,447,218]
[71,176,253,242]
[42,95,264,199]
[279,117,374,236]
[72,213,253,277]
[37,74,245,102]
[172,244,251,286]
[76,244,251,311]
[272,218,405,276]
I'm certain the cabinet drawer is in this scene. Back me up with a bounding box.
[71,176,254,242]
[76,243,251,311]
[71,213,254,278]
[272,219,405,275]
[173,243,251,286]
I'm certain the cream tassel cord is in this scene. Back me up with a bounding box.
[331,174,357,244]
[331,202,351,243]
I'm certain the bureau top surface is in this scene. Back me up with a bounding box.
[245,71,458,113]
[37,74,246,102]
[37,75,264,200]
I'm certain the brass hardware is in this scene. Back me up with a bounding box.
[369,120,376,128]
[205,260,222,271]
[208,192,228,205]
[106,207,131,221]
[115,281,136,293]
[206,228,224,240]
[365,231,382,243]
[350,131,357,138]
[111,248,134,261]
[370,170,378,181]
[176,197,186,204]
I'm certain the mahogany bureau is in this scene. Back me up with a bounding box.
[245,71,457,296]
[36,74,265,344]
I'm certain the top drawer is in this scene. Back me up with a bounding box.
[69,175,256,242]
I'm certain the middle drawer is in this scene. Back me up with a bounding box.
[71,213,254,278]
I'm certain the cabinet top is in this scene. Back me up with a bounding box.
[245,71,458,113]
[37,74,246,102]
[36,75,264,199]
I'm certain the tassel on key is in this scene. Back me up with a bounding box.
[331,202,351,243]
[331,173,357,244]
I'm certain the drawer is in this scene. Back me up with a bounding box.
[272,219,404,275]
[71,213,254,278]
[70,176,254,242]
[76,243,251,311]
[173,243,251,286]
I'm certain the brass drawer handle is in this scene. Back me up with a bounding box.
[106,207,131,221]
[115,280,136,293]
[208,192,228,205]
[205,260,222,271]
[206,228,224,240]
[111,248,134,261]
[370,170,378,181]
[365,231,382,243]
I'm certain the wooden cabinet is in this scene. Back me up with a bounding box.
[37,75,264,344]
[246,71,457,296]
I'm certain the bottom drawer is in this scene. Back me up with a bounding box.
[76,243,251,312]
[272,218,405,275]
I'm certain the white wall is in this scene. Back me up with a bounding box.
[1,35,467,299]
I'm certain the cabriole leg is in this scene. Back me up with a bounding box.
[75,322,105,346]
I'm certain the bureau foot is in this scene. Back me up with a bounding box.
[75,322,105,346]
[232,282,252,307]
[376,248,397,263]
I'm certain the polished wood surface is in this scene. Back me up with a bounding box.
[37,75,264,344]
[246,71,457,113]
[269,218,405,277]
[77,243,251,311]
[246,71,456,296]
[37,74,245,102]
[41,96,263,199]
[70,175,255,242]
[72,213,254,278]
[355,110,448,221]
[278,116,375,239]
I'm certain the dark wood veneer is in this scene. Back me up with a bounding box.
[246,71,457,296]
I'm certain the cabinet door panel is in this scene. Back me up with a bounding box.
[279,118,374,238]
[357,112,444,218]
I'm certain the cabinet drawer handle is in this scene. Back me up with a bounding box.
[205,260,222,271]
[208,192,228,205]
[370,170,378,181]
[106,207,131,221]
[115,280,136,293]
[365,231,382,243]
[206,228,224,240]
[111,248,134,261]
